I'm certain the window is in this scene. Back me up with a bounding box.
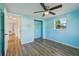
[54,17,67,30]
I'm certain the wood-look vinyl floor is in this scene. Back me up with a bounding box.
[22,39,79,56]
[6,33,23,56]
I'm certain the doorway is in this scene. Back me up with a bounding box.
[5,13,22,56]
[34,20,43,41]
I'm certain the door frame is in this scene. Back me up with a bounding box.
[34,20,43,39]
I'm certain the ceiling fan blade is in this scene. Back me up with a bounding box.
[49,4,62,10]
[34,11,44,13]
[49,12,56,15]
[40,3,47,11]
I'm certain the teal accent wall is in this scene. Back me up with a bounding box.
[0,4,4,56]
[44,9,79,48]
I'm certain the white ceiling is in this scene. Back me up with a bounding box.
[3,3,79,19]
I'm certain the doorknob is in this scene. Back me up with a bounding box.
[4,33,8,35]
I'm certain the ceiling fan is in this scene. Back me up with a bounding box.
[34,3,62,17]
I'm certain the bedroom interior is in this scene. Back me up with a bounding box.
[0,3,79,56]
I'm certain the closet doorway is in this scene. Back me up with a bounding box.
[34,20,43,41]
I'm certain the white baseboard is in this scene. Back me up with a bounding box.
[47,39,79,49]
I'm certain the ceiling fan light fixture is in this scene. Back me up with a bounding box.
[44,11,49,15]
[34,3,62,16]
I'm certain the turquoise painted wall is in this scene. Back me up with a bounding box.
[21,15,34,44]
[44,9,79,48]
